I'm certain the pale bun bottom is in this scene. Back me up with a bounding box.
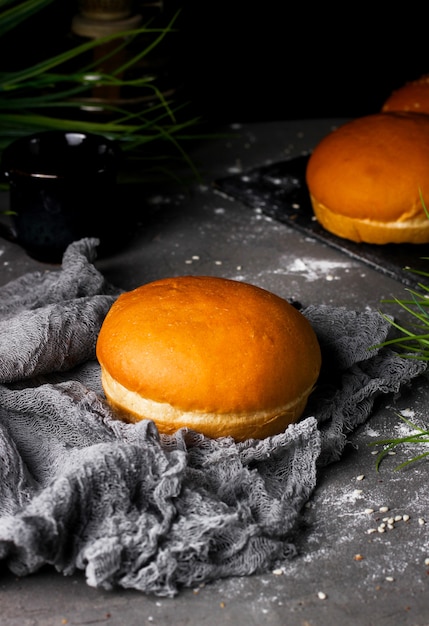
[101,368,314,441]
[310,194,429,244]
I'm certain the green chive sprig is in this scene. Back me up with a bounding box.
[0,0,202,183]
[370,413,429,471]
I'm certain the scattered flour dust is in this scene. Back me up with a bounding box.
[192,404,429,606]
[276,256,357,282]
[282,479,422,589]
[391,407,429,454]
[364,425,381,438]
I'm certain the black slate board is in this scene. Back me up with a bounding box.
[214,155,429,289]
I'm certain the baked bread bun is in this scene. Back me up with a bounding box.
[305,112,429,244]
[382,75,429,115]
[96,276,321,441]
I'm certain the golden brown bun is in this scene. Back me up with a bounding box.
[305,112,429,244]
[382,75,429,115]
[96,276,321,441]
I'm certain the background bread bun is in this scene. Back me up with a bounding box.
[305,112,429,244]
[382,74,429,115]
[96,276,321,441]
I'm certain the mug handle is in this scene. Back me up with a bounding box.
[0,218,17,243]
[0,150,19,243]
[0,170,17,242]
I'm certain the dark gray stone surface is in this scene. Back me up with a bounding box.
[1,119,429,625]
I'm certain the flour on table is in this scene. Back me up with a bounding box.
[276,256,356,282]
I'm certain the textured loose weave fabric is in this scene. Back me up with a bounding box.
[0,239,426,596]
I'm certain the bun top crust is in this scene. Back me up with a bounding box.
[96,276,321,415]
[305,112,429,223]
[382,75,429,115]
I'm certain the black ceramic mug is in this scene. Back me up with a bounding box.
[0,130,121,263]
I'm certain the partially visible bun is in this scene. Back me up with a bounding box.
[382,74,429,115]
[96,276,321,441]
[305,112,429,244]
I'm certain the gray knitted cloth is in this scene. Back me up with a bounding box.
[0,239,426,596]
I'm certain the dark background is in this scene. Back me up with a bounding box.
[1,1,428,124]
[175,3,429,122]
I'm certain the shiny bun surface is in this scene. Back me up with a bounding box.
[96,276,321,441]
[382,75,429,115]
[306,113,429,244]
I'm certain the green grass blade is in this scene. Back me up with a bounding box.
[0,24,173,90]
[370,413,429,470]
[394,451,429,471]
[0,0,55,37]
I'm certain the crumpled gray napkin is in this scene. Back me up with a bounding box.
[0,238,426,596]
